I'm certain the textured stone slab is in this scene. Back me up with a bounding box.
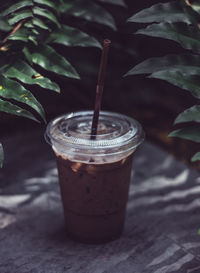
[0,131,200,273]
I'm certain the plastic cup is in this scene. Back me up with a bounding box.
[45,111,144,243]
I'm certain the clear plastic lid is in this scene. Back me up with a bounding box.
[45,111,144,163]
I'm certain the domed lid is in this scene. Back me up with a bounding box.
[45,111,144,152]
[45,111,144,163]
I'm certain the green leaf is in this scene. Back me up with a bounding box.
[47,25,102,48]
[24,21,34,28]
[174,105,200,124]
[191,1,200,15]
[148,71,200,99]
[32,17,49,30]
[0,98,38,121]
[25,44,80,79]
[33,6,61,28]
[0,54,13,74]
[4,60,60,92]
[59,0,117,31]
[191,152,200,162]
[33,0,57,10]
[125,54,200,77]
[125,54,200,100]
[136,22,200,53]
[0,16,12,31]
[128,2,190,24]
[97,0,126,7]
[0,143,3,168]
[2,0,33,16]
[7,28,29,42]
[181,0,200,27]
[23,46,32,64]
[31,28,39,35]
[28,35,38,45]
[0,75,46,121]
[169,126,200,143]
[8,9,33,25]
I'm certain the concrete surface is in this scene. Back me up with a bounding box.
[0,131,200,273]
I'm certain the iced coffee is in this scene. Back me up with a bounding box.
[45,111,144,243]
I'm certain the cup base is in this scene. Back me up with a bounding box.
[64,209,125,244]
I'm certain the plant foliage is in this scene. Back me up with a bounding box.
[0,0,125,167]
[126,0,200,162]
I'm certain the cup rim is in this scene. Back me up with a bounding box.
[45,110,145,153]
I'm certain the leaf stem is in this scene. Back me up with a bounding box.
[0,19,26,50]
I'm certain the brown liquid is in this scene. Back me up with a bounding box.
[56,153,134,244]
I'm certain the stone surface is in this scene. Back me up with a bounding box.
[0,130,200,273]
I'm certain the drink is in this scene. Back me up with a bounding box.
[45,111,144,243]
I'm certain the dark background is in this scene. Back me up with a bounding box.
[1,0,199,169]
